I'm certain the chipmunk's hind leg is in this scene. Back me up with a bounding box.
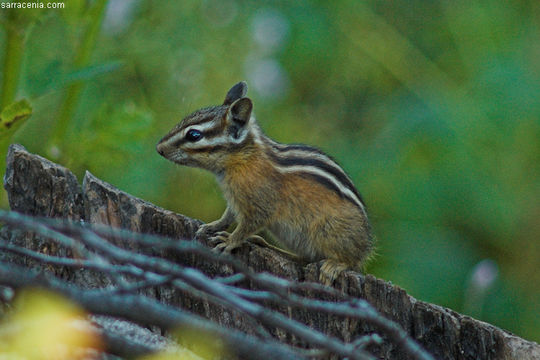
[319,259,349,286]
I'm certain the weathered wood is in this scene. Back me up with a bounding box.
[0,144,192,358]
[1,144,84,279]
[2,144,539,360]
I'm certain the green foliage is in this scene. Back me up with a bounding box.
[0,98,31,141]
[0,0,538,342]
[76,101,154,182]
[0,0,52,29]
[50,0,109,148]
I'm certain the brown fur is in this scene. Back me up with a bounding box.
[157,82,374,285]
[220,144,373,274]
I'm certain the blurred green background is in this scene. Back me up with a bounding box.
[0,0,538,342]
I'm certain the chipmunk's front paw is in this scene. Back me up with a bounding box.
[195,223,221,240]
[210,231,245,254]
[319,260,348,286]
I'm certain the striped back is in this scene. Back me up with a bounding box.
[263,138,367,213]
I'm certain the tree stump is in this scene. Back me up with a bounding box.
[1,144,538,359]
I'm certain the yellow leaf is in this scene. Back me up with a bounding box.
[0,288,103,360]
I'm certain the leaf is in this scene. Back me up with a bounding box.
[0,289,103,358]
[0,98,32,141]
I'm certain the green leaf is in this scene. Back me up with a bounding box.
[0,99,32,141]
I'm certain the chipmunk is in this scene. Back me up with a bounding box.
[156,82,373,284]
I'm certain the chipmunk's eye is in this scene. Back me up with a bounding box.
[185,129,203,142]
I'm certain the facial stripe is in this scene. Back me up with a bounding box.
[184,133,253,153]
[184,136,228,148]
[184,120,222,133]
[184,144,226,154]
[181,114,215,129]
[168,122,222,147]
[179,106,226,129]
[163,124,208,147]
[181,130,247,149]
[200,125,226,139]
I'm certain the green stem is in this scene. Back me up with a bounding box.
[1,26,26,111]
[50,0,108,149]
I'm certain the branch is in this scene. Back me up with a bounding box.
[0,261,300,360]
[0,210,430,360]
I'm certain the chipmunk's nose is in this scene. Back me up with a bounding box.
[156,142,165,156]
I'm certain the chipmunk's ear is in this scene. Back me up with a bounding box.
[223,81,248,105]
[229,97,253,126]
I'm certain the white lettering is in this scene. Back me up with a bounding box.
[0,2,65,10]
